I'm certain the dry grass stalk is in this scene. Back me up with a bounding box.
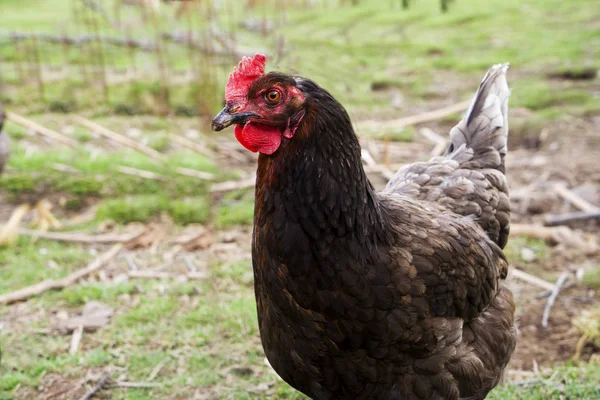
[17,227,145,244]
[0,244,122,305]
[127,270,207,280]
[118,166,166,180]
[554,184,599,213]
[509,268,555,291]
[210,175,256,193]
[169,132,217,158]
[361,149,396,180]
[357,99,471,132]
[73,116,166,161]
[541,271,570,329]
[69,325,84,355]
[78,373,110,400]
[6,111,78,147]
[175,167,215,181]
[545,210,600,226]
[419,128,448,157]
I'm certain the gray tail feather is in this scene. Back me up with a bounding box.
[445,63,510,173]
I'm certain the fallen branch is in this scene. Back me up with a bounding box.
[419,128,448,157]
[169,132,217,159]
[510,223,597,252]
[545,210,600,226]
[357,100,471,132]
[510,268,555,291]
[69,325,84,355]
[117,166,165,181]
[114,381,161,388]
[78,373,110,400]
[175,167,215,181]
[127,271,207,280]
[6,111,78,147]
[361,149,395,180]
[0,244,122,305]
[510,224,560,242]
[541,271,570,329]
[52,163,83,174]
[147,358,169,382]
[17,228,145,244]
[553,184,599,213]
[210,176,256,193]
[73,116,166,161]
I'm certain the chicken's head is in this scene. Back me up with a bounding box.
[211,54,306,155]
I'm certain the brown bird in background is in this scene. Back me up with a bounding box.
[0,105,61,245]
[212,55,516,399]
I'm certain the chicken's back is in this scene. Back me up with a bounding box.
[385,64,510,249]
[382,64,516,398]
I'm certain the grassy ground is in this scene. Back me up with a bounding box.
[1,0,599,399]
[2,0,599,119]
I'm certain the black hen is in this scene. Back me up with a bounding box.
[212,56,516,400]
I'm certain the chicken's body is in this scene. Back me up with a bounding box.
[213,57,516,399]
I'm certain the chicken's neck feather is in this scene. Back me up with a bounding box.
[254,81,389,276]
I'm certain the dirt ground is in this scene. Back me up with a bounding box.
[1,109,599,399]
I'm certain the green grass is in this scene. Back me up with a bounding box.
[0,239,297,399]
[215,197,255,228]
[2,0,599,119]
[0,238,91,292]
[488,362,600,399]
[96,195,210,225]
[582,266,600,289]
[1,0,599,398]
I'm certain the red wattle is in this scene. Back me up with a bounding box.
[234,123,282,155]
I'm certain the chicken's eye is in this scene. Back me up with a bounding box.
[264,90,281,104]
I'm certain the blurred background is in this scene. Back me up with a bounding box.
[0,0,599,398]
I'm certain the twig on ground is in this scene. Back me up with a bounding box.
[553,184,599,213]
[545,210,600,226]
[509,268,555,291]
[122,253,139,271]
[210,175,256,193]
[52,163,83,174]
[114,381,161,388]
[419,128,448,157]
[69,325,84,355]
[62,205,99,227]
[510,223,597,252]
[147,358,170,382]
[127,271,207,280]
[6,111,79,147]
[536,282,576,299]
[17,228,145,244]
[117,166,166,180]
[175,167,215,180]
[361,149,395,180]
[78,373,110,400]
[541,271,570,329]
[169,132,217,159]
[357,100,471,132]
[73,116,166,161]
[0,244,122,305]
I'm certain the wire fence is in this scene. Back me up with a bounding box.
[0,0,453,116]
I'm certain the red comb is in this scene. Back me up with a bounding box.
[225,53,267,102]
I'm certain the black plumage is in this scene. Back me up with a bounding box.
[214,63,516,400]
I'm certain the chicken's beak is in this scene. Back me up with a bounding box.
[211,106,259,132]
